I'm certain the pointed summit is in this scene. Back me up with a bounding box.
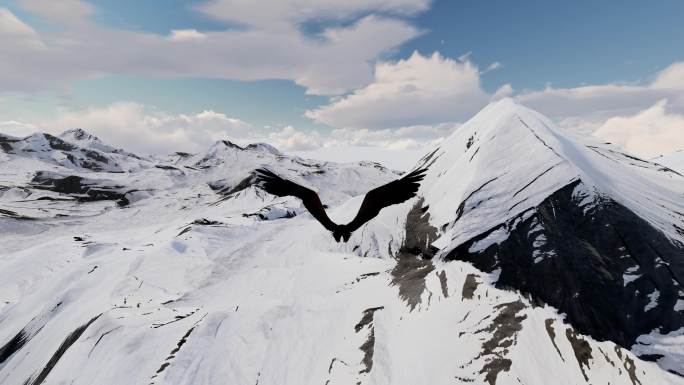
[245,142,281,155]
[59,128,101,142]
[57,128,128,155]
[419,98,683,243]
[408,99,684,370]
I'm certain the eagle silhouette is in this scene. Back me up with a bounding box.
[254,168,428,242]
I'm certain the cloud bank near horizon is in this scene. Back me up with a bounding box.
[1,1,683,164]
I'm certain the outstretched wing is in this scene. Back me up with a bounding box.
[254,168,338,231]
[346,168,427,232]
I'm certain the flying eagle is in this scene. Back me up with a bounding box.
[254,167,427,242]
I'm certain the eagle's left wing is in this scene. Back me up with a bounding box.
[254,168,338,232]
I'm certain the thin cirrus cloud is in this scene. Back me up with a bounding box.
[0,0,427,95]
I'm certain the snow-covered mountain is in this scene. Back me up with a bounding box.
[655,150,684,174]
[1,100,683,385]
[0,129,150,172]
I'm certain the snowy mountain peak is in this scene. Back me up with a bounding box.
[57,128,133,156]
[217,139,243,149]
[59,128,101,142]
[420,98,684,246]
[245,142,282,155]
[0,129,148,172]
[400,99,684,376]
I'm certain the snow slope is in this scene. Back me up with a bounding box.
[412,98,684,249]
[362,97,684,376]
[1,106,684,385]
[655,150,684,174]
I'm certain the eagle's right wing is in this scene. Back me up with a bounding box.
[254,168,338,232]
[345,168,427,233]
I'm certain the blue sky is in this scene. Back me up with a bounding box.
[1,0,683,166]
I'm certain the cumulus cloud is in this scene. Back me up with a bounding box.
[0,120,39,137]
[518,62,684,119]
[1,1,425,95]
[287,123,452,170]
[514,61,684,157]
[593,100,684,158]
[268,126,322,151]
[0,98,457,163]
[304,55,684,159]
[491,83,514,100]
[306,52,489,129]
[3,102,253,154]
[651,62,684,90]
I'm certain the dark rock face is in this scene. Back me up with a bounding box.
[209,174,258,196]
[0,134,20,152]
[0,330,29,365]
[476,301,527,385]
[1,133,126,171]
[43,134,77,152]
[445,180,684,350]
[354,307,383,374]
[390,199,439,310]
[24,314,101,385]
[30,172,130,206]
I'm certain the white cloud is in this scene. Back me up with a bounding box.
[652,62,684,90]
[0,120,39,137]
[0,100,455,166]
[327,123,455,148]
[1,0,425,95]
[518,62,684,119]
[593,100,684,158]
[0,7,43,48]
[481,61,502,74]
[197,0,430,29]
[18,0,94,25]
[168,29,208,42]
[303,56,684,160]
[491,83,514,100]
[4,102,253,154]
[513,61,684,157]
[268,126,322,151]
[291,145,428,170]
[306,52,489,129]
